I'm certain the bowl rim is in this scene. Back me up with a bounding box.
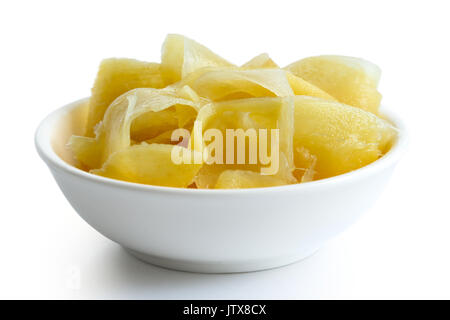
[35,97,408,195]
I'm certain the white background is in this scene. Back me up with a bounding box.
[1,0,449,299]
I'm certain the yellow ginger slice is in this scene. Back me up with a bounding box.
[293,96,396,180]
[241,53,279,69]
[286,72,337,101]
[190,68,335,102]
[192,97,295,188]
[91,143,202,188]
[68,135,100,171]
[214,170,286,189]
[86,58,165,136]
[285,55,382,114]
[285,56,381,114]
[191,69,294,101]
[130,85,201,141]
[161,34,234,84]
[68,88,198,169]
[195,152,293,189]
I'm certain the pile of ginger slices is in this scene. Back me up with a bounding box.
[68,34,397,189]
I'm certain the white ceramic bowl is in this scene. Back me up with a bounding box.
[35,98,406,273]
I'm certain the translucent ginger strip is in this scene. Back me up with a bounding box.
[68,88,199,169]
[161,34,235,84]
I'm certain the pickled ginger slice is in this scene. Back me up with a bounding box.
[214,169,286,189]
[91,143,202,188]
[67,135,101,169]
[285,55,382,114]
[191,69,293,101]
[129,89,201,142]
[192,97,295,188]
[69,88,198,169]
[293,96,396,179]
[286,72,337,101]
[86,58,165,136]
[161,34,234,84]
[241,53,279,69]
[195,152,294,189]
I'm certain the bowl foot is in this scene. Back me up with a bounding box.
[123,247,319,273]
